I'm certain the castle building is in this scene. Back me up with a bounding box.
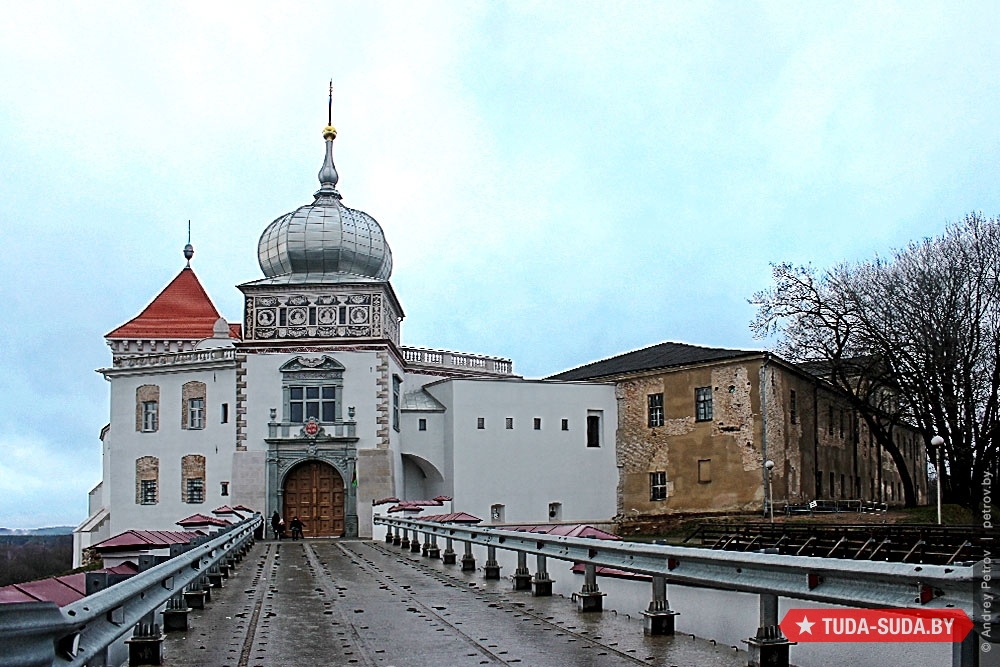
[74,113,928,565]
[73,119,619,564]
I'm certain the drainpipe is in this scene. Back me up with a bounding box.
[759,354,770,517]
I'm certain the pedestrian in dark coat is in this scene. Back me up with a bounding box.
[271,511,282,540]
[290,516,304,540]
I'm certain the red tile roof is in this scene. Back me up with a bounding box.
[105,267,238,340]
[419,512,482,523]
[0,562,138,606]
[177,513,230,527]
[503,524,621,540]
[92,529,199,551]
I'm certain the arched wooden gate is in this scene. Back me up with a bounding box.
[282,460,345,537]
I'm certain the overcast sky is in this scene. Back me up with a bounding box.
[2,1,999,529]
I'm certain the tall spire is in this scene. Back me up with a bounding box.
[317,80,340,198]
[183,220,194,267]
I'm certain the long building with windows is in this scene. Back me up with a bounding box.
[74,115,928,564]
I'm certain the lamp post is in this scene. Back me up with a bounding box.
[765,460,775,523]
[931,435,944,525]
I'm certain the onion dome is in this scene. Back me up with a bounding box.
[257,124,392,282]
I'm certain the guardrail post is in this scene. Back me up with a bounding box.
[392,526,402,546]
[484,546,501,579]
[126,619,164,666]
[426,534,441,559]
[443,536,456,564]
[745,592,792,667]
[532,554,553,596]
[512,551,531,590]
[461,540,476,571]
[385,525,394,544]
[575,563,606,612]
[208,564,224,588]
[410,531,422,553]
[162,594,191,632]
[183,580,207,610]
[400,528,410,550]
[641,575,678,635]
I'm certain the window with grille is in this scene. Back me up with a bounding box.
[648,393,664,427]
[561,418,569,431]
[695,387,713,422]
[533,418,541,430]
[140,480,157,505]
[650,471,668,501]
[789,390,797,424]
[186,478,204,504]
[505,417,514,430]
[392,375,402,432]
[418,418,427,431]
[477,417,485,429]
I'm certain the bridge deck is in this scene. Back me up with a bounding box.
[163,539,747,666]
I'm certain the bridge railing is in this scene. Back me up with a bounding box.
[375,515,987,667]
[0,515,261,667]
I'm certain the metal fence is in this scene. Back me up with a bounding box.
[375,515,988,667]
[0,515,260,667]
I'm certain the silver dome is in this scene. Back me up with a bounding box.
[257,130,393,281]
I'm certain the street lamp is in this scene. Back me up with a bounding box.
[931,435,944,525]
[765,460,775,524]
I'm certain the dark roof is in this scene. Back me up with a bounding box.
[548,341,761,381]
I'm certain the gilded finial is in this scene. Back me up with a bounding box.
[323,79,337,140]
[317,80,340,194]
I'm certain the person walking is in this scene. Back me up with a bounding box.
[270,511,281,540]
[290,516,304,540]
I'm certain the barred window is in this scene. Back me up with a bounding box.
[186,478,205,504]
[140,479,157,505]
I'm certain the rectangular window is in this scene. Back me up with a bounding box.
[338,305,347,324]
[308,306,316,326]
[647,393,664,427]
[698,459,712,483]
[561,418,569,431]
[830,472,835,499]
[278,307,287,326]
[533,418,541,430]
[220,481,229,497]
[789,390,797,425]
[650,471,668,501]
[841,473,846,498]
[140,479,157,505]
[289,386,336,423]
[142,401,158,432]
[828,405,834,436]
[505,417,514,430]
[855,476,861,499]
[548,502,562,521]
[816,471,823,497]
[477,417,485,429]
[188,398,205,430]
[839,409,844,438]
[418,418,427,431]
[695,387,713,422]
[490,504,505,523]
[586,414,601,447]
[186,478,204,504]
[221,403,229,424]
[392,376,402,432]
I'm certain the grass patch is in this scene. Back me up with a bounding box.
[894,504,975,525]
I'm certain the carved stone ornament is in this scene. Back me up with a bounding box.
[279,355,345,374]
[256,296,279,307]
[286,295,310,306]
[301,418,323,439]
[307,444,318,457]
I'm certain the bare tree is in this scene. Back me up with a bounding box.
[751,213,1000,508]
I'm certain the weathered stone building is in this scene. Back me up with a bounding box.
[550,342,928,526]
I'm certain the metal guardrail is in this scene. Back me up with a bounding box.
[0,515,261,667]
[374,516,981,622]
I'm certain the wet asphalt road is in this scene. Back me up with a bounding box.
[162,539,748,667]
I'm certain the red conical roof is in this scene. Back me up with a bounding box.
[106,267,237,339]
